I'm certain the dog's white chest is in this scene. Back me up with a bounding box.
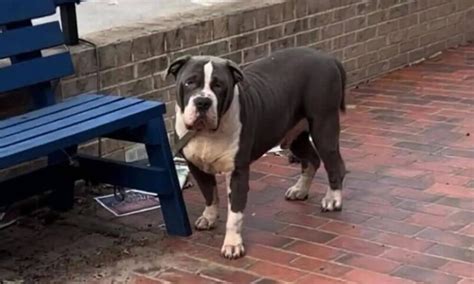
[183,136,238,174]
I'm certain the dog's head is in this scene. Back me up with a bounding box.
[167,55,244,132]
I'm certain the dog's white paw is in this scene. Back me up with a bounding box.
[285,184,309,200]
[195,205,218,230]
[221,233,245,259]
[194,215,216,230]
[321,189,342,212]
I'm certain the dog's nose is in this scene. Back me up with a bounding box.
[194,97,212,112]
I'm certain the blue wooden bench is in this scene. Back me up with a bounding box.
[0,0,192,236]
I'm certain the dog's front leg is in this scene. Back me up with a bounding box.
[221,167,249,259]
[188,162,219,230]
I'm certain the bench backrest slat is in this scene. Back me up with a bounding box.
[0,0,75,109]
[0,22,65,59]
[0,53,74,94]
[0,0,56,25]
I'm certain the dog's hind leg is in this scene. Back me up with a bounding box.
[285,131,321,201]
[188,162,219,230]
[309,112,346,212]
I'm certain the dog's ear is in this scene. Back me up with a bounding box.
[167,55,192,78]
[227,60,244,83]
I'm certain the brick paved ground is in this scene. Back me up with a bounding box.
[1,45,473,283]
[127,45,474,283]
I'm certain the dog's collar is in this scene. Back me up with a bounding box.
[173,130,197,157]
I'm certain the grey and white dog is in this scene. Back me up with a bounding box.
[167,47,347,259]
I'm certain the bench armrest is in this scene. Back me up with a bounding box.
[54,0,81,46]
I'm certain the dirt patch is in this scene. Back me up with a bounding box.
[0,186,182,283]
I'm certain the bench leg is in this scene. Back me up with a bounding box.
[145,119,192,237]
[48,146,78,212]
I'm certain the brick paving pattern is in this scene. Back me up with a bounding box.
[130,45,474,283]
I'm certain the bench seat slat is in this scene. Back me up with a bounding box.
[0,22,64,59]
[0,98,165,168]
[0,0,56,25]
[0,52,74,93]
[0,96,124,138]
[0,97,146,147]
[0,94,103,130]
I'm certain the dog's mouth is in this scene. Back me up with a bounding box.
[186,115,207,131]
[193,119,207,131]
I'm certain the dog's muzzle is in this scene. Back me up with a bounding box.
[194,97,212,113]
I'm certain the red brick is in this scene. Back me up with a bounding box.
[251,162,300,177]
[259,155,292,166]
[246,244,298,265]
[275,211,329,228]
[319,221,380,239]
[411,161,459,174]
[248,261,308,282]
[362,217,424,236]
[459,279,474,284]
[296,273,347,284]
[392,265,460,284]
[346,191,403,207]
[383,248,448,269]
[289,256,351,277]
[285,241,344,260]
[327,236,387,256]
[344,268,414,284]
[244,228,294,249]
[396,200,456,216]
[440,261,474,278]
[426,183,474,198]
[249,179,270,192]
[245,215,288,232]
[260,175,297,189]
[278,226,337,244]
[417,228,474,248]
[432,173,472,187]
[381,167,430,178]
[132,274,165,284]
[373,232,435,252]
[436,196,474,211]
[314,210,373,225]
[250,171,267,181]
[253,278,286,284]
[154,268,220,284]
[184,242,256,269]
[344,200,412,221]
[390,187,443,202]
[405,212,466,231]
[336,253,401,274]
[426,244,473,263]
[459,224,474,236]
[198,267,259,283]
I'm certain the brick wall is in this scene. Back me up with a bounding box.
[2,0,474,162]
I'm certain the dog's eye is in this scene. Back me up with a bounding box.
[184,80,195,88]
[212,81,223,90]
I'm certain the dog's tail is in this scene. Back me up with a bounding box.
[335,59,347,113]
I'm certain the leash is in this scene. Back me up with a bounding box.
[172,130,197,157]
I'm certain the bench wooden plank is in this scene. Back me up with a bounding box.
[78,155,173,195]
[0,0,55,25]
[0,98,144,147]
[0,22,64,59]
[0,101,164,168]
[0,52,74,93]
[0,94,102,130]
[1,96,123,138]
